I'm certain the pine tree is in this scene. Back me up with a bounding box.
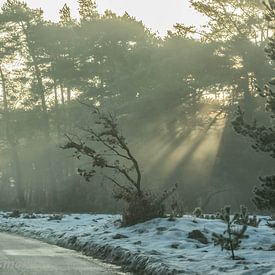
[0,20,26,208]
[212,206,247,260]
[59,4,73,26]
[78,0,99,22]
[0,0,59,208]
[232,0,275,212]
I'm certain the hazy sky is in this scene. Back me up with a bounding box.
[0,0,206,36]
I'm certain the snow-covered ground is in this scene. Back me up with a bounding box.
[0,213,274,274]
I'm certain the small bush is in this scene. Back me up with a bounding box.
[120,187,177,226]
[168,196,185,219]
[9,209,21,218]
[212,205,248,260]
[218,205,261,227]
[235,206,261,227]
[193,207,203,218]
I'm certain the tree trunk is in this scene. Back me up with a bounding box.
[20,22,57,208]
[53,77,61,136]
[67,86,71,102]
[60,84,65,105]
[0,66,26,208]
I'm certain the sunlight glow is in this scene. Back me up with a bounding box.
[200,85,235,106]
[231,56,244,69]
[163,115,226,179]
[138,108,227,188]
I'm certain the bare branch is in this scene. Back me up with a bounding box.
[80,126,131,161]
[104,176,132,193]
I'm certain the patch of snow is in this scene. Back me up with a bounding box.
[0,213,274,274]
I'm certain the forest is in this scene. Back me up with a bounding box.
[1,1,275,273]
[0,0,274,219]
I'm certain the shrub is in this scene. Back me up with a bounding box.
[122,191,164,226]
[8,209,20,218]
[168,196,185,219]
[193,207,203,218]
[235,205,261,227]
[116,184,178,226]
[212,205,248,260]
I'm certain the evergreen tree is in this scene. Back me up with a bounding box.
[178,0,271,117]
[0,19,26,208]
[59,4,73,26]
[212,205,247,260]
[0,0,60,208]
[187,0,266,42]
[78,0,99,22]
[232,0,275,211]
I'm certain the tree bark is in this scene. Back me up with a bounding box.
[67,86,71,102]
[0,66,26,208]
[60,84,65,105]
[20,22,57,208]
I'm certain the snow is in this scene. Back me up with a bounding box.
[0,213,274,274]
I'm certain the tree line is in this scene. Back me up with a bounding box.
[0,0,272,212]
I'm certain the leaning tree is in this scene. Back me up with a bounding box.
[62,104,177,225]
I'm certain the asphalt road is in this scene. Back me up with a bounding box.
[0,232,127,275]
